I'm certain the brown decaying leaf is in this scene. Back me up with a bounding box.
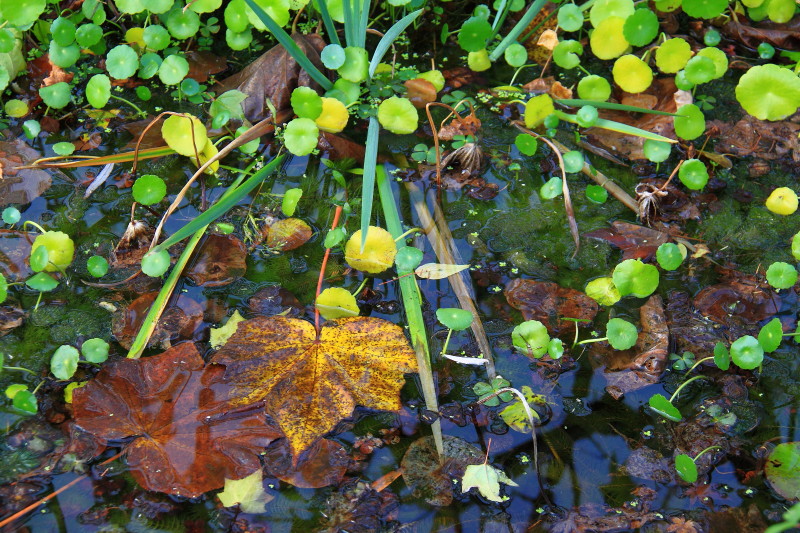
[518,3,558,65]
[708,115,800,162]
[318,131,366,161]
[318,479,399,533]
[211,316,417,460]
[214,33,327,123]
[721,17,800,51]
[0,140,54,206]
[265,218,313,251]
[0,304,25,337]
[404,78,437,109]
[0,229,34,281]
[584,78,683,161]
[693,275,781,325]
[504,278,599,336]
[72,343,283,497]
[585,221,670,261]
[184,50,227,83]
[602,295,668,398]
[247,286,304,317]
[186,233,247,287]
[436,108,481,141]
[522,77,573,100]
[263,438,349,489]
[110,220,154,268]
[112,292,204,350]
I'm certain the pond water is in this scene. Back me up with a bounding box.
[1,83,799,533]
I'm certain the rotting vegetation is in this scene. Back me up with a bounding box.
[1,0,800,530]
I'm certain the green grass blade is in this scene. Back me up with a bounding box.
[153,155,285,253]
[489,0,547,62]
[243,0,332,90]
[360,117,380,251]
[557,110,677,142]
[557,99,680,116]
[491,0,510,34]
[358,0,370,48]
[376,165,443,458]
[368,9,423,78]
[342,0,355,47]
[316,0,340,46]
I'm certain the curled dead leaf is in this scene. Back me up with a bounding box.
[265,218,313,251]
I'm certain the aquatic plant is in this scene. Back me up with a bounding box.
[316,287,360,320]
[675,446,722,483]
[765,187,799,215]
[735,64,800,121]
[344,226,398,274]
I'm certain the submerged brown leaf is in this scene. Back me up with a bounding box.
[585,221,670,261]
[504,278,599,335]
[694,275,781,324]
[708,115,800,162]
[265,218,313,251]
[211,316,417,459]
[263,438,349,489]
[401,435,483,506]
[72,343,283,497]
[0,140,54,206]
[112,292,203,350]
[186,233,247,287]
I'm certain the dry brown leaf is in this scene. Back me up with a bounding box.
[210,316,417,460]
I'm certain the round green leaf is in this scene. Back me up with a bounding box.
[576,105,598,128]
[138,52,162,79]
[281,187,303,216]
[606,318,638,349]
[436,308,473,331]
[12,389,37,414]
[2,206,20,225]
[682,0,728,18]
[337,46,368,83]
[540,177,563,200]
[283,117,319,156]
[558,3,584,31]
[656,38,692,73]
[622,8,658,46]
[158,54,189,85]
[674,104,706,141]
[143,24,171,50]
[226,28,253,50]
[548,338,565,359]
[321,44,346,69]
[225,0,250,32]
[758,317,783,353]
[39,82,71,109]
[648,393,682,421]
[5,100,28,118]
[290,86,323,120]
[164,6,201,40]
[735,64,800,122]
[675,453,698,483]
[713,342,730,370]
[1,0,47,26]
[142,0,174,13]
[766,442,800,500]
[26,272,58,291]
[684,55,716,85]
[133,174,167,205]
[643,139,671,163]
[377,96,418,135]
[612,258,660,298]
[106,44,139,79]
[141,249,171,277]
[730,335,764,369]
[586,184,608,204]
[577,75,611,102]
[81,338,110,363]
[766,261,798,290]
[585,276,621,306]
[86,74,111,108]
[563,151,584,173]
[29,243,49,272]
[51,17,77,46]
[553,39,583,70]
[656,242,684,270]
[512,319,550,358]
[0,29,14,53]
[504,43,528,68]
[23,120,41,139]
[87,255,109,277]
[395,246,424,271]
[679,159,709,190]
[51,345,79,380]
[52,141,75,156]
[458,16,492,52]
[515,133,538,156]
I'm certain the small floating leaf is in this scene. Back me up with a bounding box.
[316,287,360,321]
[648,393,682,421]
[51,345,80,380]
[132,174,167,205]
[436,308,473,331]
[675,453,698,483]
[81,338,110,363]
[414,263,470,280]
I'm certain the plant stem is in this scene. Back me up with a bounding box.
[314,205,343,336]
[350,272,369,297]
[693,445,722,462]
[109,94,147,118]
[2,366,36,375]
[577,336,608,345]
[684,356,715,377]
[393,227,423,242]
[669,375,707,403]
[22,220,46,234]
[440,328,453,356]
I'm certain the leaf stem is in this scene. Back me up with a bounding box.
[2,366,36,375]
[683,356,715,378]
[693,445,722,462]
[669,375,707,403]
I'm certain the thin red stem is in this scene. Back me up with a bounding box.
[315,205,343,336]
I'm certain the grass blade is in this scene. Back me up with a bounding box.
[489,0,547,62]
[557,99,680,116]
[152,154,285,253]
[368,9,423,78]
[376,166,443,458]
[243,0,332,90]
[358,0,370,48]
[316,0,340,46]
[342,0,355,47]
[556,111,677,143]
[359,116,380,251]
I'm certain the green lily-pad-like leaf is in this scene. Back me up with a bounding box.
[51,345,79,380]
[623,8,659,46]
[458,16,492,52]
[682,0,728,18]
[158,54,189,85]
[87,255,109,278]
[395,246,424,271]
[606,318,638,350]
[26,272,58,292]
[320,44,346,69]
[656,242,684,270]
[674,104,706,141]
[141,249,171,277]
[132,174,167,205]
[30,244,49,272]
[12,389,37,414]
[1,0,47,26]
[540,177,563,200]
[106,44,139,79]
[766,442,800,500]
[86,74,111,108]
[612,258,660,298]
[81,338,110,363]
[585,277,621,306]
[766,261,798,290]
[713,342,730,370]
[648,393,682,421]
[548,338,565,359]
[730,335,764,370]
[165,5,201,39]
[39,82,71,109]
[758,318,783,353]
[436,308,473,331]
[290,87,323,120]
[283,118,319,156]
[678,159,709,190]
[675,453,698,483]
[512,319,550,358]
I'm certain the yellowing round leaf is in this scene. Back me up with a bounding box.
[161,114,209,157]
[210,316,417,459]
[315,97,349,133]
[191,138,220,173]
[590,17,630,60]
[344,226,398,274]
[316,287,359,320]
[766,187,798,215]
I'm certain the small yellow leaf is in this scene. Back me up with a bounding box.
[499,386,541,433]
[210,310,246,350]
[461,463,518,502]
[64,381,87,404]
[217,469,272,514]
[414,263,470,280]
[344,226,397,274]
[316,287,359,320]
[537,29,559,51]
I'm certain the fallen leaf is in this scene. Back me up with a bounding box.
[708,115,800,162]
[318,479,399,533]
[404,78,437,109]
[210,316,417,459]
[186,233,247,286]
[265,218,313,251]
[437,109,482,140]
[694,275,781,324]
[585,221,670,260]
[0,140,55,206]
[318,131,366,161]
[112,291,204,350]
[721,17,800,51]
[185,50,227,83]
[214,33,328,123]
[0,304,24,337]
[519,3,558,65]
[504,278,599,335]
[0,229,34,281]
[461,463,518,502]
[401,435,484,506]
[209,310,246,350]
[415,262,471,280]
[498,385,541,432]
[537,29,559,50]
[246,285,303,317]
[217,469,272,514]
[263,438,349,489]
[72,343,283,497]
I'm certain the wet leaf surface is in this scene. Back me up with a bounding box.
[264,218,313,251]
[693,273,782,324]
[246,286,303,317]
[585,221,670,261]
[0,229,33,281]
[709,115,800,162]
[186,234,247,287]
[72,343,283,497]
[317,479,399,533]
[214,34,327,123]
[401,435,484,506]
[0,304,25,336]
[505,278,599,335]
[0,140,55,206]
[211,316,417,459]
[112,292,204,350]
[721,18,800,51]
[263,438,348,489]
